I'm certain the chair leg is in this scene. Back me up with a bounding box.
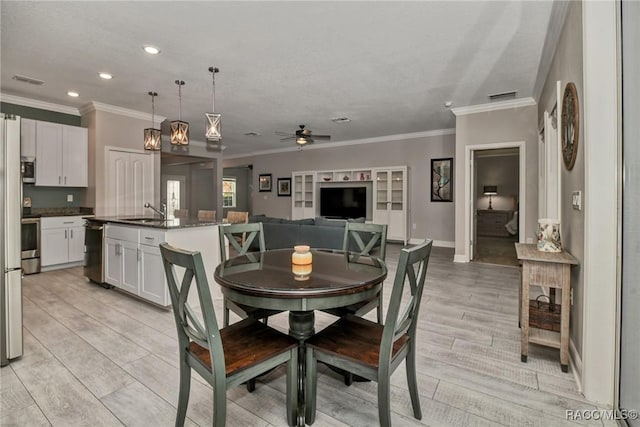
[377,369,392,427]
[376,292,384,324]
[343,371,353,386]
[213,373,227,427]
[246,379,256,392]
[305,348,317,425]
[175,357,191,427]
[223,298,230,327]
[406,345,422,420]
[287,349,299,427]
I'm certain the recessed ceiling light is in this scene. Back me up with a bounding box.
[98,72,113,80]
[143,45,160,55]
[444,101,453,108]
[331,116,351,123]
[67,91,79,97]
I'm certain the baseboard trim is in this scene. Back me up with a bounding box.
[408,238,454,248]
[569,338,583,393]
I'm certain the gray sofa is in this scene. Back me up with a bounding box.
[249,215,370,251]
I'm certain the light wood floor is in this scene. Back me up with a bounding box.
[1,245,612,427]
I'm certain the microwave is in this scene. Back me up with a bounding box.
[21,158,35,183]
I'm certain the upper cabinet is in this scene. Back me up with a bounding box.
[20,118,37,158]
[35,121,88,187]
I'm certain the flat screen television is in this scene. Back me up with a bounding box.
[320,187,366,219]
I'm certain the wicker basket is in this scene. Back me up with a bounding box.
[529,295,561,332]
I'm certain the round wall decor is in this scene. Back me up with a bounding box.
[561,82,579,170]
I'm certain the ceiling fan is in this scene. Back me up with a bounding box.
[276,125,331,146]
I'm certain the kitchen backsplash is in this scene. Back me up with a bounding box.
[23,185,87,208]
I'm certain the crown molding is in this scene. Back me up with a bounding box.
[79,101,166,124]
[0,92,80,115]
[223,128,456,160]
[450,97,536,116]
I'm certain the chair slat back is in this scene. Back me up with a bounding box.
[343,222,388,261]
[160,243,225,373]
[379,240,432,364]
[174,209,189,219]
[197,210,216,220]
[226,211,249,224]
[219,222,266,261]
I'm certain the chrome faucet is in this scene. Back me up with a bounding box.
[144,202,167,219]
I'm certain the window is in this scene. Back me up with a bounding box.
[223,177,236,208]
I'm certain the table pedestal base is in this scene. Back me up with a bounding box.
[289,311,315,427]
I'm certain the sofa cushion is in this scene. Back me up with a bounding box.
[314,217,347,227]
[289,218,315,225]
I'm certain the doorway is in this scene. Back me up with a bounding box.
[464,141,526,265]
[472,148,520,266]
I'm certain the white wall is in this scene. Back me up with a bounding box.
[224,132,456,244]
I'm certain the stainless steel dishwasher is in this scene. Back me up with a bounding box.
[84,220,105,284]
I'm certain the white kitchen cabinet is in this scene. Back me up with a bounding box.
[291,172,315,219]
[20,118,36,158]
[107,149,154,217]
[40,216,87,269]
[373,167,408,243]
[104,224,168,306]
[35,121,88,187]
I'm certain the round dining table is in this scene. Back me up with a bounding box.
[214,248,387,426]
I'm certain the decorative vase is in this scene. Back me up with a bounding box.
[292,245,312,280]
[537,219,562,252]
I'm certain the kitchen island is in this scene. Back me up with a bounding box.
[91,217,223,308]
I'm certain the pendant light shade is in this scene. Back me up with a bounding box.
[144,91,162,151]
[170,80,189,145]
[205,66,222,142]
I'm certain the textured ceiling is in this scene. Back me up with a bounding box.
[0,1,554,157]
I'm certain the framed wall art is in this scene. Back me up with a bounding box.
[258,173,272,192]
[431,157,453,202]
[277,177,291,196]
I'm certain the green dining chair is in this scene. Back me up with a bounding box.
[326,222,388,322]
[218,222,283,328]
[305,239,433,427]
[159,243,299,427]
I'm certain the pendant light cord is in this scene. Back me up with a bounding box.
[209,67,219,112]
[175,80,185,121]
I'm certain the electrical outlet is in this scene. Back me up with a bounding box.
[67,194,73,202]
[570,288,574,305]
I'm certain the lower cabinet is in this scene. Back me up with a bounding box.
[41,216,86,269]
[104,225,169,307]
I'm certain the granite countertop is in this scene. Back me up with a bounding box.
[91,216,220,230]
[22,207,95,218]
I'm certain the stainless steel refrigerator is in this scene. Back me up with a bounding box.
[1,113,23,366]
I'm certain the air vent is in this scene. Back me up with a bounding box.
[243,131,261,136]
[488,91,517,101]
[12,74,44,86]
[331,117,351,124]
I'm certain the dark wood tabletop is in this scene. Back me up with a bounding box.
[214,248,387,310]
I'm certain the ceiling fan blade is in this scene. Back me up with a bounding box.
[275,131,294,137]
[280,136,296,141]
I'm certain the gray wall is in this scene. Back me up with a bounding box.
[224,132,456,244]
[475,154,519,211]
[538,1,585,357]
[454,105,539,258]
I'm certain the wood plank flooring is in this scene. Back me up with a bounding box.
[1,244,612,426]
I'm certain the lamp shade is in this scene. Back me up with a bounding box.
[483,185,498,195]
[144,128,162,150]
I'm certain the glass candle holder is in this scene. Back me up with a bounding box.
[292,245,312,280]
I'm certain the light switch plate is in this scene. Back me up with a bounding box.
[572,191,581,210]
[67,194,73,202]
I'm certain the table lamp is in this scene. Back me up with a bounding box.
[483,185,498,210]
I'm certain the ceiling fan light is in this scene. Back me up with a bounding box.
[205,113,222,142]
[296,137,308,145]
[144,128,162,151]
[170,120,189,145]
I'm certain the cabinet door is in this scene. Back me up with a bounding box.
[21,118,36,158]
[104,238,122,286]
[35,121,63,186]
[139,244,168,306]
[120,240,140,295]
[62,126,88,187]
[41,228,68,266]
[372,170,390,225]
[388,169,406,241]
[68,226,85,262]
[107,151,131,217]
[130,153,154,217]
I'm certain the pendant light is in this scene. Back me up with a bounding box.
[170,80,189,145]
[143,91,162,151]
[205,66,222,142]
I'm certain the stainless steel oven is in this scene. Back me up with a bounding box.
[21,217,40,274]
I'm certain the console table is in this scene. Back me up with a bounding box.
[515,243,578,372]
